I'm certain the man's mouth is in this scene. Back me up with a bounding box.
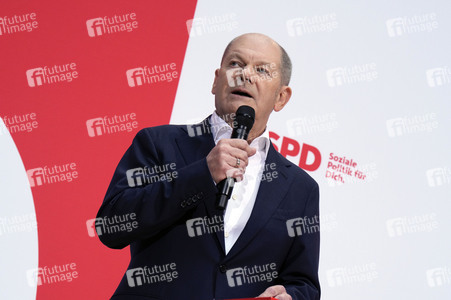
[231,89,253,98]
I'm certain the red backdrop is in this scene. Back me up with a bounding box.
[1,0,198,298]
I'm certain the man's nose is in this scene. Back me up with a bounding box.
[241,66,254,84]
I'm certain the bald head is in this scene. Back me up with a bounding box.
[221,33,292,86]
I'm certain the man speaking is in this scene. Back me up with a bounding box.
[96,33,320,300]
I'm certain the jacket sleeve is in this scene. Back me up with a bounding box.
[281,182,321,300]
[96,128,218,249]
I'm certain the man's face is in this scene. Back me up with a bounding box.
[211,34,291,140]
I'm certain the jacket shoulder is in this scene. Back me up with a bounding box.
[272,146,319,190]
[134,124,189,141]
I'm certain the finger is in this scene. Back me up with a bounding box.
[258,285,286,297]
[274,294,292,300]
[225,139,257,157]
[226,168,244,182]
[212,147,246,169]
[226,139,249,149]
[216,140,249,166]
[226,148,249,167]
[222,153,246,170]
[248,146,257,156]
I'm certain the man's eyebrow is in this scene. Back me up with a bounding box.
[224,53,244,61]
[225,53,274,66]
[254,61,274,67]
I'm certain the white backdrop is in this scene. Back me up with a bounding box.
[172,0,451,299]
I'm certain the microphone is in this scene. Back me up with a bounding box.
[216,105,255,210]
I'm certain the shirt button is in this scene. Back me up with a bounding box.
[232,195,237,200]
[224,231,229,238]
[219,264,227,273]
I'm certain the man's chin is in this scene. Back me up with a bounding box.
[215,98,256,120]
[226,97,255,112]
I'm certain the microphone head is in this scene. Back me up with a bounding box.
[235,105,255,130]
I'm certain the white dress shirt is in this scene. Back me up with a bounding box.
[210,111,270,254]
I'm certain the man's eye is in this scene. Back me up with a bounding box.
[230,61,241,67]
[256,67,269,74]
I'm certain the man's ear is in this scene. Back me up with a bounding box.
[274,86,292,112]
[211,69,220,94]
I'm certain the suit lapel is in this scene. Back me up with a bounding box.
[224,144,293,261]
[175,117,226,254]
[175,117,215,164]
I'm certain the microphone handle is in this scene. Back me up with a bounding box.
[216,177,235,210]
[231,125,249,139]
[216,124,250,210]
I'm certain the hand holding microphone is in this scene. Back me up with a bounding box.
[205,106,256,210]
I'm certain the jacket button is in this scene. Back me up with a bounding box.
[219,264,227,273]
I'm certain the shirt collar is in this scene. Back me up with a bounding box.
[210,111,270,155]
[210,111,231,142]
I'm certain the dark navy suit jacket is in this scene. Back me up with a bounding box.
[97,118,320,300]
